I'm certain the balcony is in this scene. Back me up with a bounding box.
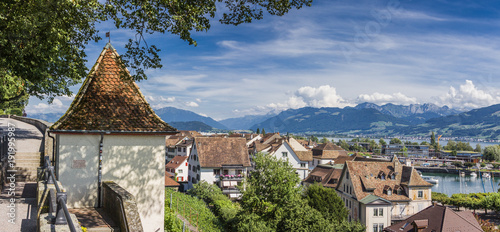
[222,188,241,194]
[219,174,245,181]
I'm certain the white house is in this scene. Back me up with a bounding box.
[166,155,189,182]
[312,143,348,168]
[336,156,433,232]
[50,43,177,232]
[188,137,251,199]
[267,137,313,180]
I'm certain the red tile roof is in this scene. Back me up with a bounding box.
[384,204,482,232]
[51,43,176,133]
[341,157,432,202]
[165,172,180,187]
[165,156,188,169]
[195,137,251,168]
[303,165,343,188]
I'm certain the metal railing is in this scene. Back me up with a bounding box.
[43,156,77,232]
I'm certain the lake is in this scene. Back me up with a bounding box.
[423,172,500,196]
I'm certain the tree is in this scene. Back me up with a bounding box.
[1,0,313,104]
[389,138,402,144]
[464,162,475,168]
[379,138,387,146]
[239,152,302,225]
[483,145,500,162]
[256,128,260,134]
[304,183,348,223]
[262,128,266,135]
[420,141,430,146]
[444,140,457,151]
[430,132,436,148]
[475,144,482,153]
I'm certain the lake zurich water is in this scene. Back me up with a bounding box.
[423,172,500,196]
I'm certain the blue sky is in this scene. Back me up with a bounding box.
[26,0,500,120]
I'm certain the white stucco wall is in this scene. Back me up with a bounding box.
[57,134,166,232]
[363,204,391,232]
[272,143,309,179]
[200,168,217,184]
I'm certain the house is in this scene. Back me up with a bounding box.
[303,164,343,188]
[165,172,181,191]
[312,143,348,167]
[384,204,483,232]
[440,150,482,163]
[267,137,313,180]
[49,43,177,232]
[166,155,189,182]
[336,156,433,232]
[165,134,195,162]
[188,137,251,199]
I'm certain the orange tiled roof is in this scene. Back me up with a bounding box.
[165,172,180,187]
[51,43,176,133]
[342,157,432,202]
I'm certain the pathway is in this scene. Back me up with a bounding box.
[0,117,43,232]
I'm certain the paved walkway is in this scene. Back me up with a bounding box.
[0,117,43,232]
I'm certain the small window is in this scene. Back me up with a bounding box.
[177,147,182,152]
[379,224,384,232]
[183,147,186,152]
[300,163,306,168]
[178,169,183,173]
[418,190,423,198]
[373,224,378,232]
[189,164,191,170]
[213,169,220,175]
[197,174,200,181]
[379,208,383,216]
[282,152,288,157]
[373,208,378,216]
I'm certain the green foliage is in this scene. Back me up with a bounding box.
[483,145,500,162]
[237,152,364,232]
[444,140,474,151]
[2,0,312,104]
[166,188,223,232]
[432,192,500,213]
[475,144,482,153]
[420,141,430,145]
[337,139,350,151]
[188,180,223,204]
[430,132,436,148]
[320,137,330,144]
[262,128,266,135]
[256,128,260,134]
[304,183,348,223]
[451,161,463,167]
[464,162,475,168]
[379,138,387,146]
[164,207,183,232]
[390,138,402,144]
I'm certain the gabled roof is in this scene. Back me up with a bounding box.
[313,143,348,159]
[165,172,180,187]
[384,204,483,232]
[339,158,432,202]
[303,165,343,188]
[51,43,176,133]
[166,136,186,147]
[165,156,188,169]
[195,137,251,168]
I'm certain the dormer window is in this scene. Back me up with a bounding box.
[384,185,392,195]
[378,171,386,180]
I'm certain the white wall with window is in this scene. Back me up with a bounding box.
[271,142,309,180]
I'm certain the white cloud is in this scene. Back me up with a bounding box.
[356,92,417,105]
[436,80,500,109]
[186,102,199,107]
[265,85,352,112]
[25,97,69,114]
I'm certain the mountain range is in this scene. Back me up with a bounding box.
[27,103,500,139]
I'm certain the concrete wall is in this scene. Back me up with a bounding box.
[57,134,165,232]
[10,115,54,163]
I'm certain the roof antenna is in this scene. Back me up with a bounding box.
[106,31,110,43]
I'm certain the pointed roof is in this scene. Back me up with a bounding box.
[51,43,176,133]
[384,204,482,232]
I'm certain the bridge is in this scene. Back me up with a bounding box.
[0,116,125,232]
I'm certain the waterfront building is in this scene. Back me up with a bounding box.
[383,204,482,232]
[188,137,251,199]
[50,43,177,231]
[440,150,482,163]
[382,144,429,157]
[336,156,433,232]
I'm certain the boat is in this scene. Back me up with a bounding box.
[470,172,477,177]
[482,173,491,178]
[460,172,465,177]
[422,176,439,184]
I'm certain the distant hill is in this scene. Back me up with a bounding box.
[155,107,228,130]
[398,103,500,139]
[219,113,276,130]
[28,113,64,123]
[169,121,213,131]
[354,102,461,124]
[250,107,410,134]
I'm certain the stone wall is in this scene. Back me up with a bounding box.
[103,181,144,232]
[10,115,54,163]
